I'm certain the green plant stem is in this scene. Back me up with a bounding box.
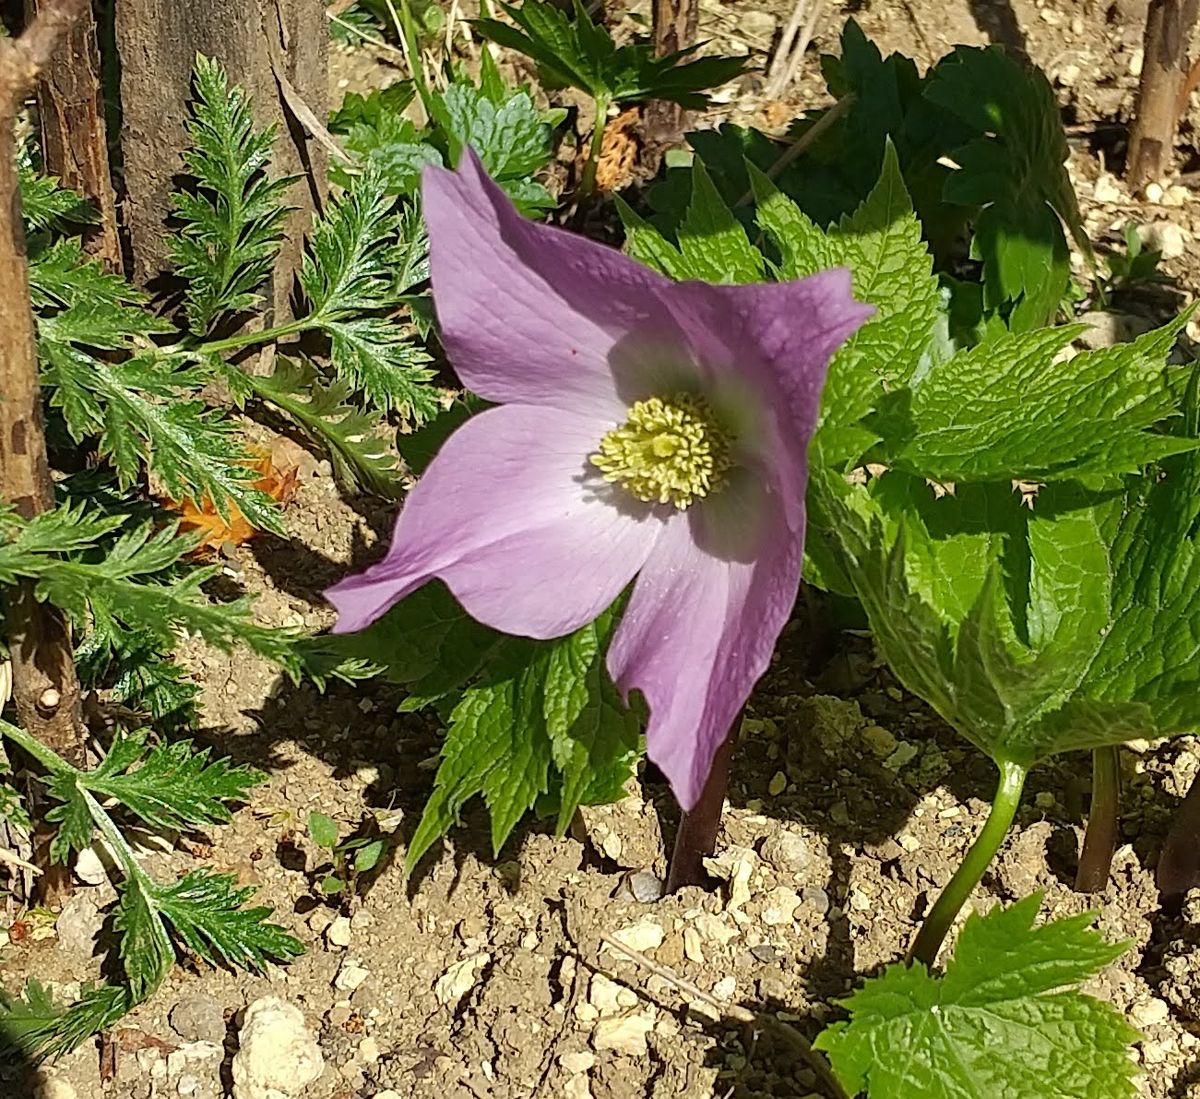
[193,317,312,357]
[578,95,611,202]
[907,758,1027,968]
[1076,745,1120,893]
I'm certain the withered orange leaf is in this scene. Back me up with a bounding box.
[168,445,299,556]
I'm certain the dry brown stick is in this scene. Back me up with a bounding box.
[598,932,851,1099]
[27,0,121,268]
[735,93,854,207]
[764,0,822,101]
[1127,0,1200,189]
[0,0,92,904]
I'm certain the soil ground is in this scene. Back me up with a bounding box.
[9,1,1200,1098]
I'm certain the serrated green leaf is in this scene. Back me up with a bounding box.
[45,775,95,864]
[38,339,282,533]
[75,622,201,730]
[18,164,95,232]
[474,0,745,108]
[170,54,293,334]
[150,869,303,972]
[925,46,1091,330]
[880,312,1197,483]
[814,894,1138,1099]
[676,161,763,284]
[308,811,339,849]
[752,141,940,467]
[0,981,132,1063]
[436,83,558,206]
[6,516,304,678]
[298,172,438,421]
[85,729,265,834]
[615,161,763,283]
[307,581,500,695]
[113,876,176,999]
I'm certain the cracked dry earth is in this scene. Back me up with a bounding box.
[11,0,1200,1096]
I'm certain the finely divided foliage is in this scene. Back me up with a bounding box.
[170,54,293,335]
[1,51,441,1056]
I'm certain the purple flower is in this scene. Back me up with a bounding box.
[325,150,871,809]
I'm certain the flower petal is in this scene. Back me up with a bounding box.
[606,473,802,809]
[423,149,676,420]
[660,270,873,517]
[325,405,661,639]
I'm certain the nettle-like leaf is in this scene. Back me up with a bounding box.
[874,312,1199,483]
[617,160,763,285]
[361,594,639,870]
[751,143,940,467]
[808,441,1200,769]
[623,143,939,471]
[475,0,746,108]
[298,172,438,421]
[332,103,443,197]
[815,894,1138,1099]
[925,45,1092,330]
[170,54,293,335]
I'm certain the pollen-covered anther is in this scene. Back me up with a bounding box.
[590,393,734,509]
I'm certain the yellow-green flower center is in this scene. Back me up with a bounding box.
[590,393,733,509]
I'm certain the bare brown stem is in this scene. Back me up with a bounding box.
[1,0,92,899]
[1075,745,1120,894]
[1159,769,1200,896]
[1127,0,1200,189]
[665,726,737,892]
[641,0,699,160]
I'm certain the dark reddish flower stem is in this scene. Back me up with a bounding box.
[1075,746,1121,894]
[665,725,738,892]
[1159,769,1200,896]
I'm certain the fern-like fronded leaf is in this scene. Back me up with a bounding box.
[246,356,403,497]
[170,54,293,334]
[38,339,282,533]
[18,163,95,233]
[0,981,132,1063]
[76,623,201,730]
[152,869,304,972]
[298,171,438,420]
[59,728,265,834]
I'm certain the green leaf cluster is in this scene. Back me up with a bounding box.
[330,64,563,214]
[815,894,1139,1098]
[643,19,1085,331]
[307,585,640,869]
[475,0,746,109]
[0,720,301,1056]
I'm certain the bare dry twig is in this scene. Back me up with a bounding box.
[598,932,851,1099]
